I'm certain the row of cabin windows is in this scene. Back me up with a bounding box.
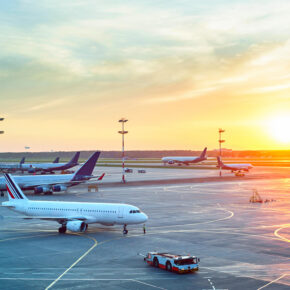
[28,207,117,213]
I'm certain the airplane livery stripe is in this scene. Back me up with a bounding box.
[5,174,23,199]
[5,177,21,199]
[6,185,15,199]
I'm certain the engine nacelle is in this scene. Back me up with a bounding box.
[66,221,87,232]
[52,185,67,192]
[34,186,51,194]
[28,168,36,173]
[168,160,174,165]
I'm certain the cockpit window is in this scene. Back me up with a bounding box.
[129,209,141,214]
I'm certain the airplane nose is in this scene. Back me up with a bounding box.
[141,213,148,223]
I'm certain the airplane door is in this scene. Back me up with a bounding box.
[117,207,124,218]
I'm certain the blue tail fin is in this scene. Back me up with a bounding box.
[69,152,80,165]
[200,147,207,159]
[72,152,100,181]
[53,157,60,163]
[20,157,25,164]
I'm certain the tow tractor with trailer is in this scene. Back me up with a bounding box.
[141,252,200,273]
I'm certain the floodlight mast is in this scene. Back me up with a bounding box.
[218,128,225,177]
[118,118,128,183]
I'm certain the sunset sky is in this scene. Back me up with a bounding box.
[0,0,290,152]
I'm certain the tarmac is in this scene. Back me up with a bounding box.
[0,166,289,290]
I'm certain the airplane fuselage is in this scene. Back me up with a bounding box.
[3,200,148,226]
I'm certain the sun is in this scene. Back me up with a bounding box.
[267,114,290,144]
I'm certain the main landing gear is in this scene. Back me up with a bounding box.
[123,224,128,235]
[58,225,67,234]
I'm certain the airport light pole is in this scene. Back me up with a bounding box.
[218,128,225,177]
[118,118,128,183]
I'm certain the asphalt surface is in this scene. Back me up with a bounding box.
[0,167,289,290]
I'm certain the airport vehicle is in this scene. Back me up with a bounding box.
[0,152,103,195]
[2,173,148,234]
[0,157,26,173]
[162,147,207,165]
[144,252,199,273]
[22,152,80,174]
[124,168,133,173]
[217,157,253,174]
[138,169,146,173]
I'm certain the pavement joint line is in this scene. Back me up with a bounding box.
[44,233,98,290]
[257,273,289,290]
[0,233,56,242]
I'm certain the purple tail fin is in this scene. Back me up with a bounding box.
[68,152,80,165]
[20,157,25,164]
[217,156,223,167]
[200,147,207,159]
[72,152,100,181]
[53,157,60,163]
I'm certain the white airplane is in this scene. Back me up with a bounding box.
[162,147,207,165]
[0,157,26,173]
[22,152,80,174]
[0,152,103,195]
[2,173,148,234]
[217,157,253,173]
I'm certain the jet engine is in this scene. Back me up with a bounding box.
[34,186,51,194]
[28,168,36,173]
[52,185,67,192]
[66,221,87,232]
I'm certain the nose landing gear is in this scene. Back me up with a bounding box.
[123,224,128,235]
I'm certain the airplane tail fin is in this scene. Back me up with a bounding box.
[4,173,28,201]
[217,156,224,167]
[68,152,80,165]
[200,147,207,159]
[20,157,25,164]
[53,157,60,163]
[72,152,100,181]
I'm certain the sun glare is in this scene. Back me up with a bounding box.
[267,114,290,144]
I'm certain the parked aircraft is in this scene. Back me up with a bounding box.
[162,147,207,165]
[0,157,26,173]
[216,156,253,173]
[22,152,80,174]
[0,152,103,195]
[53,157,60,163]
[2,173,147,234]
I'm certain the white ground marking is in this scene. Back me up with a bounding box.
[257,273,289,290]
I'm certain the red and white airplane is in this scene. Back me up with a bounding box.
[217,156,253,173]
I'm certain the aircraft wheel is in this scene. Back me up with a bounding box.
[123,229,128,235]
[58,226,67,234]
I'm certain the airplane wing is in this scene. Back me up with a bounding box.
[21,173,105,189]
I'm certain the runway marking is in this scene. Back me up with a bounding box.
[131,279,168,289]
[257,273,289,290]
[274,224,290,243]
[45,234,98,290]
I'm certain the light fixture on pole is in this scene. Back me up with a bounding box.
[118,118,128,183]
[0,117,4,135]
[218,128,225,177]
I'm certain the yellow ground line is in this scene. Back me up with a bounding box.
[274,224,290,243]
[257,273,289,290]
[45,234,98,290]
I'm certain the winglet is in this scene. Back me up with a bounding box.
[4,173,28,201]
[97,173,105,181]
